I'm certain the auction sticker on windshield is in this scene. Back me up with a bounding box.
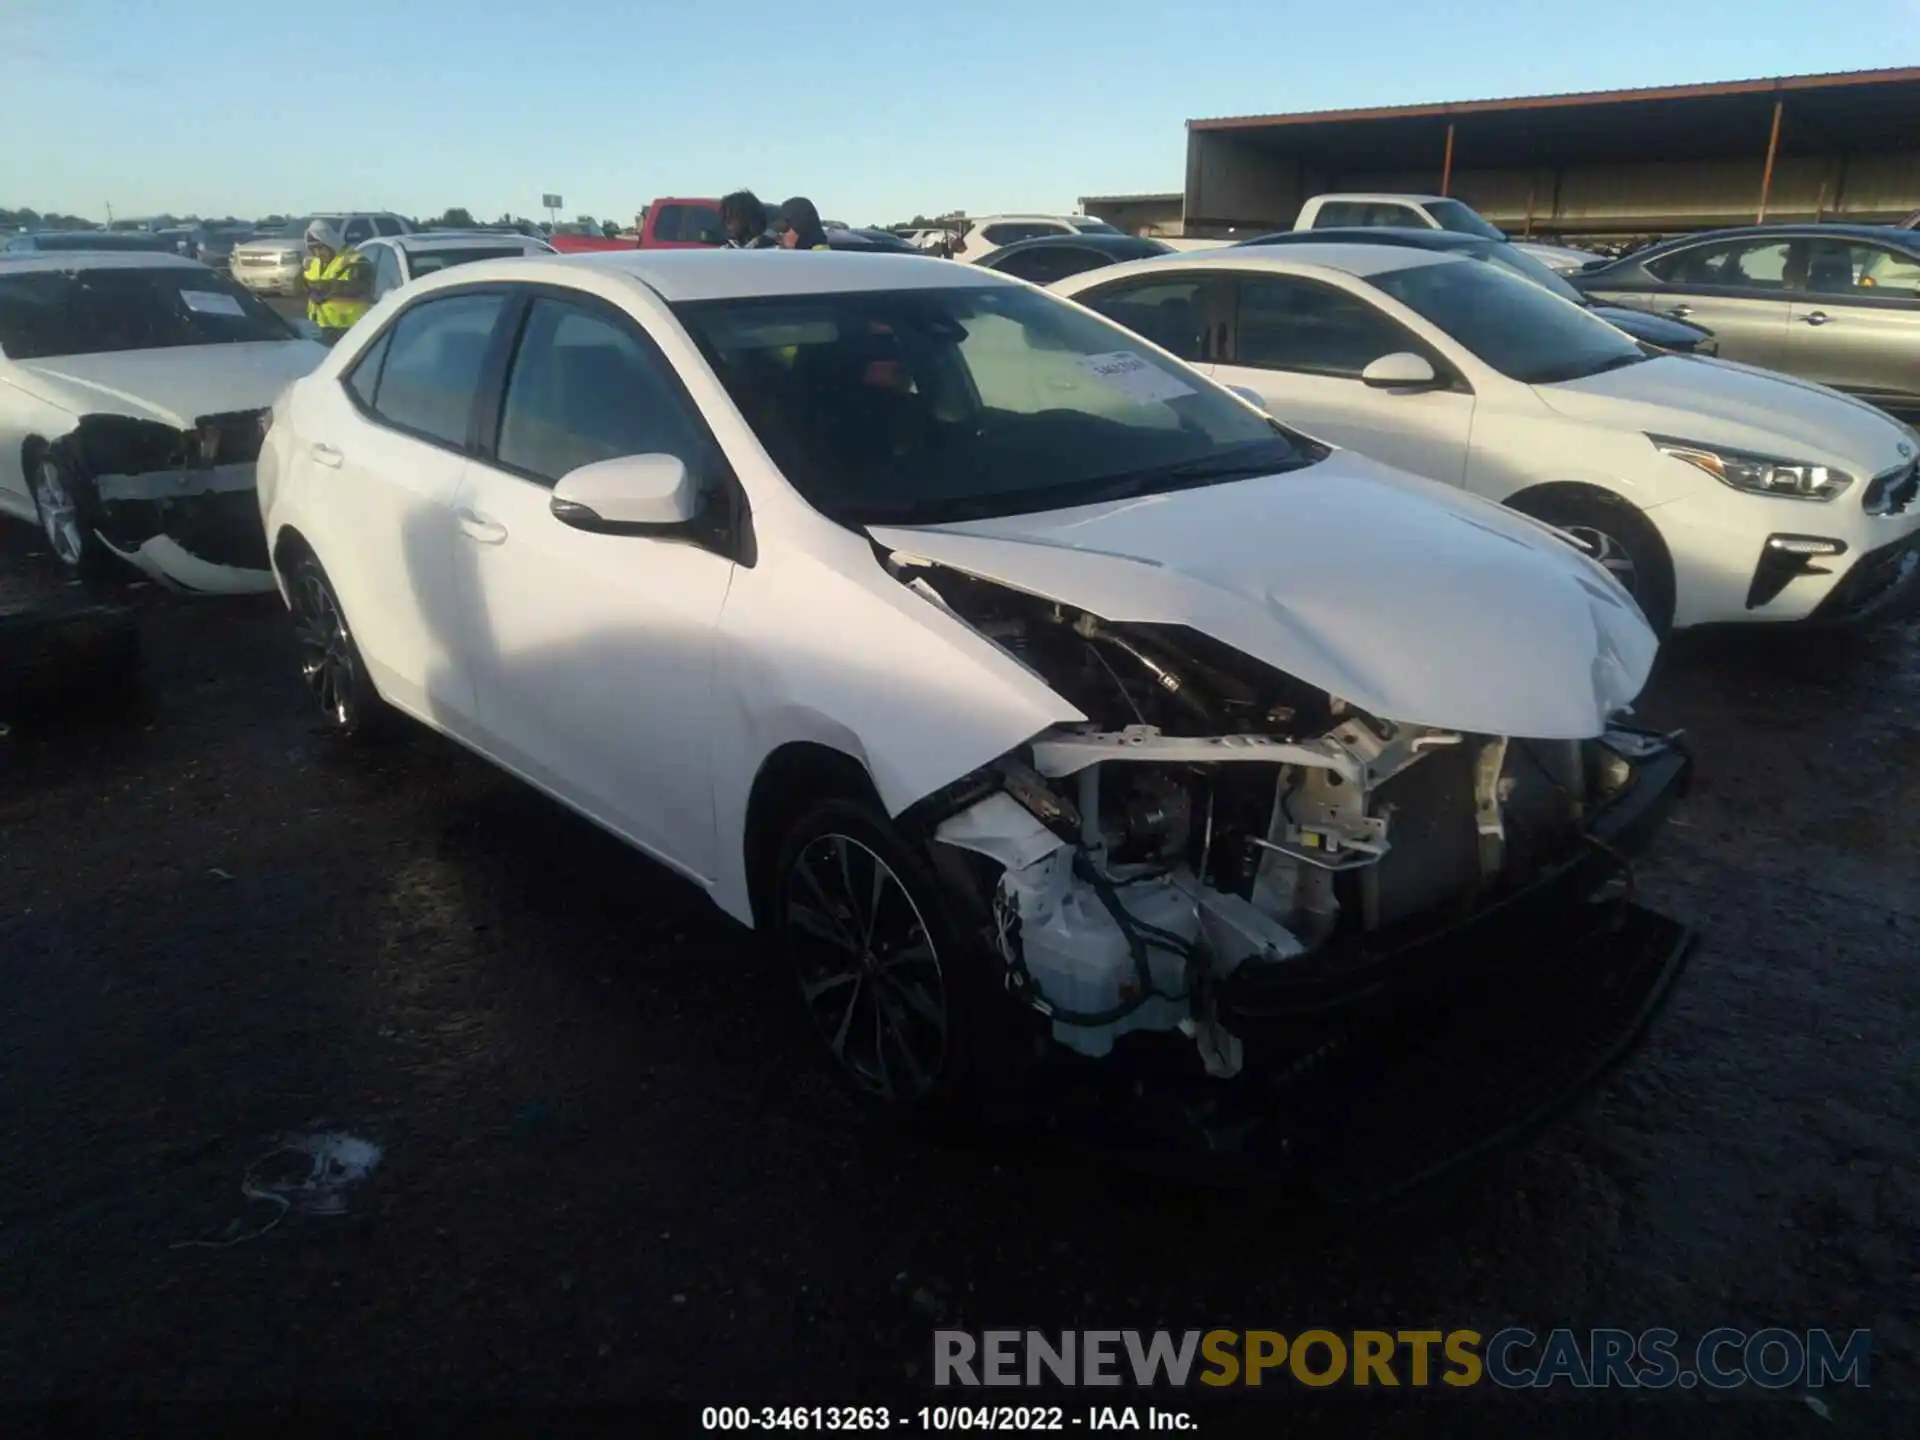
[180,290,246,317]
[1075,351,1194,405]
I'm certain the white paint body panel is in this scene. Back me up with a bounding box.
[1056,251,1920,628]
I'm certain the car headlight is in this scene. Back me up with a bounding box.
[1649,435,1852,501]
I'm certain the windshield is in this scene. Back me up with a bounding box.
[0,266,294,359]
[408,245,529,276]
[1371,258,1645,385]
[1473,242,1588,304]
[675,284,1320,525]
[1424,199,1506,241]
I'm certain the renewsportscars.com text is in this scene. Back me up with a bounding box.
[933,1328,1872,1391]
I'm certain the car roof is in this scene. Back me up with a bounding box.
[1138,243,1464,278]
[379,232,545,251]
[981,234,1172,267]
[0,252,208,274]
[424,249,1007,303]
[1241,227,1485,253]
[968,214,1086,227]
[1314,193,1447,205]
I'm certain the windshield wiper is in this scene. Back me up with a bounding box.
[1585,352,1648,376]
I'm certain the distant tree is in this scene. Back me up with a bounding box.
[438,206,476,229]
[601,218,620,237]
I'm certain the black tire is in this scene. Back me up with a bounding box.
[27,451,113,582]
[1510,490,1676,636]
[285,554,388,740]
[768,795,1017,1119]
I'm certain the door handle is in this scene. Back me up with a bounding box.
[310,442,343,468]
[1663,304,1693,319]
[456,508,508,545]
[1802,310,1832,326]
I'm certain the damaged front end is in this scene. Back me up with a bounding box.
[57,411,275,593]
[894,556,1693,1189]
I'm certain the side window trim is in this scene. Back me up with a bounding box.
[337,285,516,456]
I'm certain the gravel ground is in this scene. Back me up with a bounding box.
[1,527,1915,1434]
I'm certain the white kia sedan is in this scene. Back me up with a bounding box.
[0,253,325,591]
[1055,246,1920,633]
[258,250,1690,1126]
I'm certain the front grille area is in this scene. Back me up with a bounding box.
[1812,531,1920,621]
[1864,459,1918,516]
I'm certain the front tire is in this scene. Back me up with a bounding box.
[770,796,1006,1116]
[286,554,386,739]
[1512,490,1676,636]
[29,453,108,580]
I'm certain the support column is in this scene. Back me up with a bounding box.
[1757,99,1784,222]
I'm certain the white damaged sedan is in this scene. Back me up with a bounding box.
[259,251,1691,1167]
[0,253,324,592]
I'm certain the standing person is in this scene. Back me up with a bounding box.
[720,191,776,249]
[301,220,374,345]
[776,197,830,251]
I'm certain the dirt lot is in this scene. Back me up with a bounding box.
[1,529,1915,1433]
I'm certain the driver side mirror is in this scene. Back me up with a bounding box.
[551,453,699,535]
[1361,352,1443,390]
[1227,384,1272,413]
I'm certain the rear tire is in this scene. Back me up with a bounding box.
[285,554,387,740]
[1510,490,1676,636]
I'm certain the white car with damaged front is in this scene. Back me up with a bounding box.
[0,253,325,591]
[258,249,1688,1150]
[1056,245,1920,633]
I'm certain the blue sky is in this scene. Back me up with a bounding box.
[4,0,1914,225]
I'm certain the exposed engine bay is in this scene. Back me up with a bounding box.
[53,411,276,593]
[894,557,1665,1079]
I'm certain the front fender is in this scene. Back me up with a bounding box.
[705,532,1082,925]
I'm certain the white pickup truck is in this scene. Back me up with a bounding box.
[1293,193,1598,273]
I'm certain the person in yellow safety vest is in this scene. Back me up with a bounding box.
[301,220,374,344]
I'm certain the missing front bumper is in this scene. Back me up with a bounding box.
[1016,738,1694,1197]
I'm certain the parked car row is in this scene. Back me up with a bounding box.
[3,231,1911,1166]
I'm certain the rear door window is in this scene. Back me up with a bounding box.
[1805,239,1920,299]
[358,291,507,448]
[373,216,405,237]
[1076,275,1226,362]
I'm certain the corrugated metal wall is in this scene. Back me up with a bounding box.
[1186,130,1920,235]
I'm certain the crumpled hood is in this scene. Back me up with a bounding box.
[871,454,1657,740]
[10,341,325,429]
[1537,354,1912,477]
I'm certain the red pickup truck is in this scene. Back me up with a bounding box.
[543,200,727,254]
[545,224,635,254]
